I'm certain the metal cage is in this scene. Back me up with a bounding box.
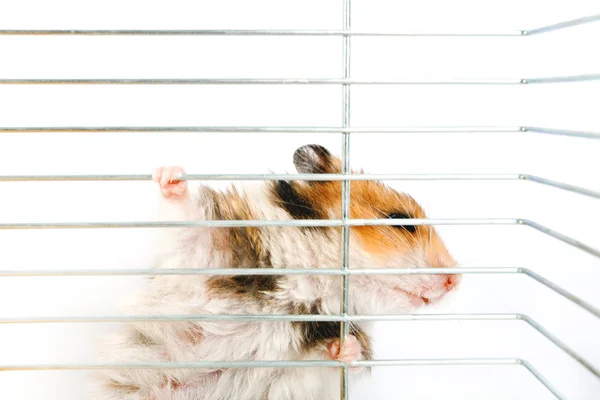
[0,2,599,399]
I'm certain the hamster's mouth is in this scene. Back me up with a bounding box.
[394,286,430,306]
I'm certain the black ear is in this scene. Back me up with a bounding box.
[293,144,339,174]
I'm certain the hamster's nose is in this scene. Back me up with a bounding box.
[444,275,460,291]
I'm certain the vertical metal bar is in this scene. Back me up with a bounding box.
[340,0,352,399]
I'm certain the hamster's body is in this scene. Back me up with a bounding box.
[94,145,460,400]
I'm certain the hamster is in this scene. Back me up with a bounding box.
[93,144,461,400]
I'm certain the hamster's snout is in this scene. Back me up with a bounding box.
[423,272,462,304]
[445,274,460,291]
[392,271,461,308]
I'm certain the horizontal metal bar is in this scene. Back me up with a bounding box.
[0,12,597,38]
[3,173,598,202]
[521,175,600,200]
[2,219,596,262]
[0,173,520,182]
[0,78,527,85]
[0,267,515,277]
[1,75,598,85]
[0,126,523,134]
[2,126,599,138]
[356,358,523,367]
[0,313,520,324]
[0,357,521,371]
[526,14,600,36]
[520,219,600,259]
[0,218,518,230]
[523,126,600,139]
[0,358,527,370]
[2,266,596,320]
[0,29,524,37]
[0,356,561,399]
[1,358,559,397]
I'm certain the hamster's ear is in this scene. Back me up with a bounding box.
[293,144,341,174]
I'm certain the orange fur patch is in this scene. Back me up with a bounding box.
[294,179,429,257]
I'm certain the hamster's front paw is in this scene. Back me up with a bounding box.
[328,335,362,366]
[152,166,189,199]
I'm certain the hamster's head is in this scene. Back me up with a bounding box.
[279,144,461,314]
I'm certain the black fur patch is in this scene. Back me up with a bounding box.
[292,301,373,360]
[207,246,278,301]
[272,180,320,220]
[388,212,417,234]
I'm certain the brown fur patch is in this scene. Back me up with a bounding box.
[204,187,278,299]
[162,376,182,390]
[105,379,140,394]
[292,301,373,360]
[210,186,267,265]
[177,324,205,344]
[134,331,158,346]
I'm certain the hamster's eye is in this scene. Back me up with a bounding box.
[387,212,417,234]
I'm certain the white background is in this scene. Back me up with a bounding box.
[0,0,599,399]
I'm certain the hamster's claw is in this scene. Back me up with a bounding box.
[153,166,188,199]
[328,335,362,370]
